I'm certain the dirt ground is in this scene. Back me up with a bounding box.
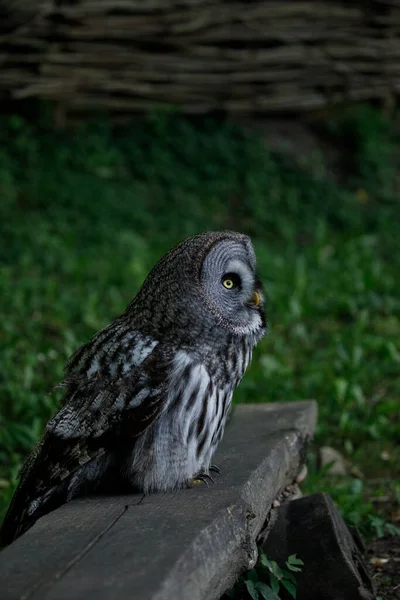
[365,480,400,600]
[366,536,400,600]
[368,536,400,600]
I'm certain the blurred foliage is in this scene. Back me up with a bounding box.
[0,107,399,534]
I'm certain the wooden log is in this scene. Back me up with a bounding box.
[1,0,400,117]
[262,493,375,600]
[0,401,317,600]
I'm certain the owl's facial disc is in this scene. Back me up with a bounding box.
[200,238,264,335]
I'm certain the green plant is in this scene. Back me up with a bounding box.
[304,462,400,541]
[226,551,304,600]
[368,516,400,539]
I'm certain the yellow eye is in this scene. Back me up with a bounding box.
[222,273,240,289]
[223,278,234,289]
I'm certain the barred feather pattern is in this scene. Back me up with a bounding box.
[0,231,265,546]
[126,333,254,492]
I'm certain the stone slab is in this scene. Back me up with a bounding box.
[0,401,317,600]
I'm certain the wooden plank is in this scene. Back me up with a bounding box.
[0,401,317,600]
[0,496,144,600]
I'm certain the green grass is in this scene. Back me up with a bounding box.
[0,107,399,540]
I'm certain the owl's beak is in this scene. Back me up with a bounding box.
[252,291,260,306]
[249,290,261,307]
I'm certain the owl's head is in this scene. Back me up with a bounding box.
[130,231,266,341]
[198,233,265,336]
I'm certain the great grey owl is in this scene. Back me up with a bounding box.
[1,231,266,545]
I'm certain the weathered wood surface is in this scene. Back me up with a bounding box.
[0,1,399,117]
[262,492,375,600]
[0,401,317,600]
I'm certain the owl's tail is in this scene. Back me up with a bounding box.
[0,476,68,547]
[1,441,43,546]
[0,487,29,546]
[0,438,66,547]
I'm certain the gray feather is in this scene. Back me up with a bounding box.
[1,231,266,546]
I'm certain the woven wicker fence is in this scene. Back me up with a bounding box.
[1,0,400,117]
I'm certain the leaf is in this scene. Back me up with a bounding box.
[385,522,400,537]
[287,554,303,565]
[270,574,280,595]
[244,580,259,600]
[255,582,280,600]
[334,377,349,403]
[260,554,274,570]
[286,565,302,573]
[369,516,385,538]
[286,554,304,572]
[247,569,259,583]
[350,479,364,496]
[260,556,283,579]
[281,578,297,599]
[280,569,296,583]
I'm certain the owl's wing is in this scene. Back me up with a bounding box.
[0,337,174,545]
[48,338,173,441]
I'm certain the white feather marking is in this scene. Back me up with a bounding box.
[122,338,158,374]
[231,311,263,335]
[112,394,126,411]
[87,359,100,377]
[128,387,151,408]
[170,349,192,377]
[86,337,158,377]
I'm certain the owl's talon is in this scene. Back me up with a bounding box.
[190,477,207,487]
[201,473,215,484]
[191,479,203,487]
[191,473,215,487]
[209,465,221,474]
